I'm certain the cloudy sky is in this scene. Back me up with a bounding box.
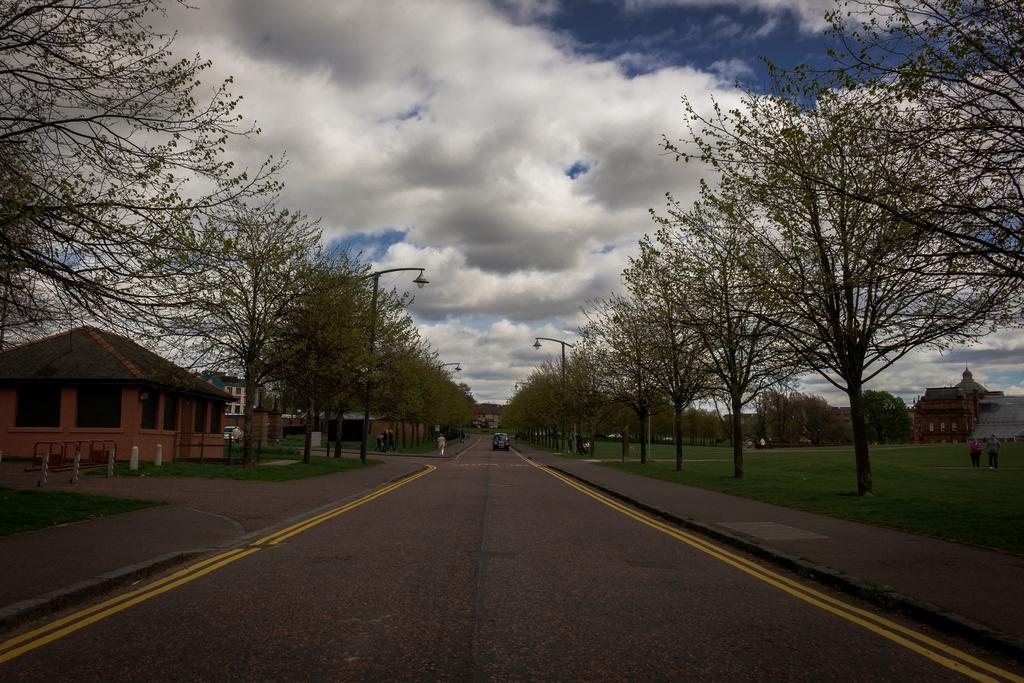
[163,0,1021,406]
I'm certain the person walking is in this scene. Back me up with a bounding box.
[437,433,447,456]
[968,438,982,468]
[987,435,1000,469]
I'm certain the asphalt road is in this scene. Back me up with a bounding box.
[2,439,1020,681]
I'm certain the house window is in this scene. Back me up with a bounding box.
[940,421,945,432]
[163,394,178,431]
[929,421,934,432]
[77,386,122,428]
[16,385,61,427]
[140,389,158,429]
[194,399,206,432]
[209,404,221,433]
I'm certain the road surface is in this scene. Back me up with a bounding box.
[1,439,1020,681]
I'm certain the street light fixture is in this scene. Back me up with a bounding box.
[441,362,462,373]
[533,336,576,454]
[359,267,428,464]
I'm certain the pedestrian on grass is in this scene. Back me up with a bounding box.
[968,438,982,468]
[987,435,1000,469]
[437,433,446,456]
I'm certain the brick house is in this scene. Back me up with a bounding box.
[0,326,231,463]
[912,368,995,443]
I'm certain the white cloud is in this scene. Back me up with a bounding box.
[156,0,1020,403]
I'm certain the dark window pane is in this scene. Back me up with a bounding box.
[163,394,178,431]
[16,385,61,427]
[77,386,122,428]
[194,399,206,432]
[140,389,158,429]
[209,404,221,433]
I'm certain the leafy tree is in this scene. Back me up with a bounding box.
[862,390,913,444]
[0,0,278,323]
[625,243,709,470]
[271,249,371,463]
[648,208,795,478]
[167,197,321,468]
[672,88,1012,494]
[581,294,664,464]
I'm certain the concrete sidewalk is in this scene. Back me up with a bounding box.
[518,443,1024,659]
[0,456,425,629]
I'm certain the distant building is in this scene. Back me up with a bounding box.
[473,403,503,429]
[201,372,246,415]
[0,327,231,463]
[912,367,1024,442]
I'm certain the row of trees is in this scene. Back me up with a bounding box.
[510,0,1021,496]
[0,0,472,467]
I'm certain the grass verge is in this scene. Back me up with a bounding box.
[0,487,163,536]
[589,442,1024,555]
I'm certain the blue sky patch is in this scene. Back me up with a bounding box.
[329,228,408,260]
[565,160,591,179]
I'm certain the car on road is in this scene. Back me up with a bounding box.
[492,433,510,451]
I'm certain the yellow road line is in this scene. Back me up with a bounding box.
[522,455,1021,683]
[264,465,435,546]
[0,548,260,664]
[1,465,435,664]
[0,547,250,654]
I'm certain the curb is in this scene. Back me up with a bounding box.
[547,464,1024,662]
[0,549,206,633]
[0,462,429,635]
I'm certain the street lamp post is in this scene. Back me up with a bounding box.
[360,267,429,464]
[441,362,462,373]
[533,336,575,454]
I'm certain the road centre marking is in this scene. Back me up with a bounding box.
[0,465,435,665]
[518,454,1022,683]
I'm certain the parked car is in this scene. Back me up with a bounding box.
[492,433,510,451]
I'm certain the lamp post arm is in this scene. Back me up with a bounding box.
[358,267,425,282]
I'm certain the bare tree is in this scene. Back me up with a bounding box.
[0,0,279,325]
[784,0,1024,277]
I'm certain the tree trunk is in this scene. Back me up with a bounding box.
[674,405,684,471]
[303,397,313,464]
[732,394,744,479]
[242,374,257,470]
[847,385,874,495]
[639,409,649,465]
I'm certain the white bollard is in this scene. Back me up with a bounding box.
[106,447,115,478]
[154,443,163,467]
[70,451,81,484]
[37,452,49,487]
[129,446,139,471]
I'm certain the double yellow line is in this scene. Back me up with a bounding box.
[0,465,434,665]
[522,455,1022,683]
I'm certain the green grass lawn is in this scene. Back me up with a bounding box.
[96,455,381,482]
[275,434,437,454]
[581,442,1024,554]
[0,487,164,536]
